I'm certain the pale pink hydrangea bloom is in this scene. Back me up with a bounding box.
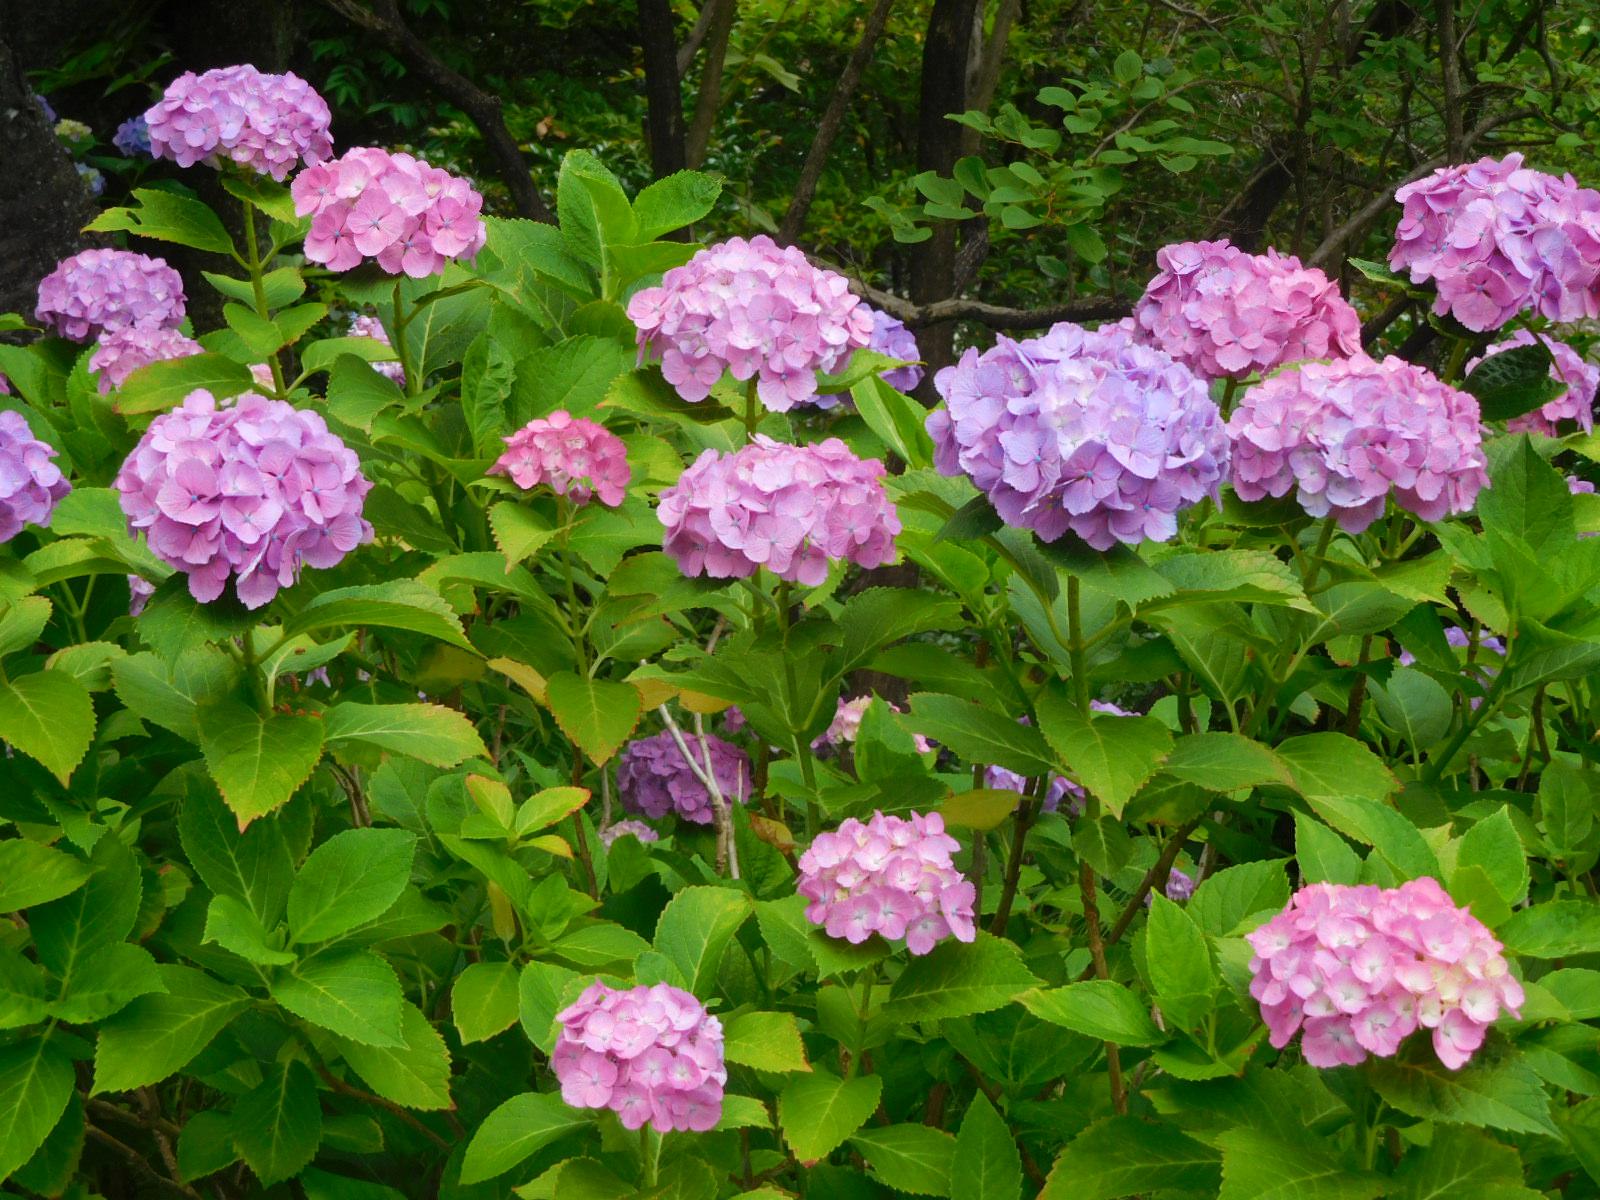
[616,730,750,825]
[814,695,932,754]
[35,249,186,343]
[145,65,333,180]
[89,326,203,394]
[348,314,405,385]
[599,819,660,848]
[489,411,630,508]
[1464,331,1598,436]
[0,411,70,543]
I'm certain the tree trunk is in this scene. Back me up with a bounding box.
[638,0,687,178]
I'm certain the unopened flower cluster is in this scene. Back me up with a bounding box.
[815,305,924,408]
[1247,878,1523,1070]
[1390,152,1600,331]
[490,410,630,508]
[1466,331,1598,437]
[144,65,333,179]
[814,694,932,754]
[35,249,186,342]
[114,389,372,608]
[658,435,900,586]
[89,327,202,394]
[1228,355,1487,532]
[797,810,977,956]
[553,982,725,1133]
[599,820,660,848]
[292,147,487,277]
[627,235,873,411]
[348,315,405,385]
[617,730,750,825]
[929,322,1228,549]
[0,412,70,544]
[985,701,1129,814]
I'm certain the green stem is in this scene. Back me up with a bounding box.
[639,1126,658,1188]
[1301,516,1338,593]
[1219,376,1241,416]
[239,198,286,397]
[557,500,591,675]
[391,280,419,398]
[774,577,822,834]
[1442,336,1471,385]
[743,378,761,440]
[1424,665,1513,782]
[1067,574,1090,713]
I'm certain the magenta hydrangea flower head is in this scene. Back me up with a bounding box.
[626,235,874,411]
[1248,878,1522,1070]
[489,411,630,508]
[814,695,932,754]
[0,412,70,543]
[88,327,203,395]
[1390,153,1600,331]
[814,306,925,409]
[1130,239,1361,380]
[144,65,333,180]
[616,730,750,825]
[658,435,900,586]
[553,981,726,1133]
[113,389,373,609]
[796,810,977,956]
[928,322,1228,549]
[35,249,186,343]
[600,819,659,849]
[1464,331,1598,436]
[348,314,405,385]
[1228,354,1488,533]
[292,146,487,277]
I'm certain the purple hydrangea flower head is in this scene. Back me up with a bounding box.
[128,575,156,617]
[600,819,660,848]
[113,389,373,609]
[1398,626,1504,708]
[76,164,105,198]
[797,810,976,956]
[1464,331,1598,436]
[145,65,333,180]
[1165,868,1196,902]
[1228,355,1488,532]
[0,412,70,543]
[1248,878,1522,1070]
[489,410,631,508]
[348,314,405,385]
[814,695,933,754]
[814,306,925,409]
[617,730,750,825]
[928,322,1228,549]
[626,235,874,411]
[1390,153,1600,331]
[984,702,1128,814]
[89,327,203,395]
[114,115,151,157]
[553,981,725,1133]
[1130,239,1361,380]
[35,249,186,343]
[658,435,901,586]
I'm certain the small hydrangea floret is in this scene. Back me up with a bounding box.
[617,730,750,825]
[144,65,333,180]
[489,411,630,508]
[814,695,932,754]
[114,115,151,157]
[0,412,70,543]
[599,820,660,848]
[1465,331,1598,437]
[89,327,203,395]
[348,315,405,385]
[35,249,186,343]
[815,305,924,408]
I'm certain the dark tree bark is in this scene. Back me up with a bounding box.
[638,0,687,178]
[684,0,737,169]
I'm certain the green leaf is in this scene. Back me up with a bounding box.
[886,933,1041,1022]
[1161,732,1290,792]
[328,1002,452,1110]
[850,1124,956,1196]
[1367,1046,1558,1137]
[545,672,643,766]
[1017,981,1165,1046]
[0,949,48,1030]
[934,494,1003,543]
[779,1070,883,1163]
[1540,761,1597,860]
[1499,899,1600,958]
[1188,860,1290,936]
[460,1091,591,1185]
[232,1061,321,1187]
[1153,549,1311,610]
[0,596,50,659]
[511,335,635,424]
[85,188,235,254]
[177,1110,238,1184]
[1463,344,1569,424]
[1375,669,1453,750]
[1277,733,1397,802]
[47,943,165,1023]
[199,700,326,827]
[1145,894,1215,1029]
[285,581,475,652]
[907,693,1054,777]
[653,886,752,996]
[852,376,935,469]
[288,828,416,944]
[178,779,303,928]
[632,170,722,241]
[1295,813,1362,885]
[1035,685,1173,817]
[270,950,404,1046]
[724,1011,811,1073]
[28,836,142,980]
[452,961,522,1044]
[0,1039,74,1182]
[93,965,249,1093]
[490,502,557,565]
[204,894,296,966]
[0,670,95,785]
[1454,806,1528,907]
[204,265,305,309]
[323,702,487,767]
[1478,434,1576,555]
[950,1093,1021,1200]
[1305,795,1437,880]
[1389,1126,1540,1200]
[1217,1127,1382,1200]
[1041,1115,1221,1200]
[0,839,92,912]
[10,1091,83,1196]
[324,355,404,431]
[115,352,257,415]
[1113,48,1143,83]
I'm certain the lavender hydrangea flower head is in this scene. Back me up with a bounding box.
[0,412,70,543]
[89,327,203,395]
[489,411,630,508]
[600,819,660,848]
[985,702,1129,814]
[1464,331,1598,436]
[553,981,725,1132]
[814,306,925,409]
[145,65,333,180]
[35,249,186,343]
[114,115,151,157]
[1130,239,1362,380]
[113,389,373,609]
[617,730,750,825]
[1390,153,1600,331]
[626,235,874,411]
[658,435,901,586]
[348,314,404,385]
[1227,354,1488,532]
[814,695,933,754]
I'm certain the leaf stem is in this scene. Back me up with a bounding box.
[238,196,286,398]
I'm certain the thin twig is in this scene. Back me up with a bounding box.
[86,1127,205,1200]
[1080,861,1128,1115]
[311,1062,453,1151]
[1079,816,1204,980]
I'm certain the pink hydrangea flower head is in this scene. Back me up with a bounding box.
[348,314,405,385]
[929,322,1228,549]
[553,981,725,1133]
[600,819,660,848]
[35,249,186,342]
[814,306,925,409]
[984,702,1128,814]
[1228,354,1488,532]
[0,411,71,543]
[796,810,977,956]
[113,389,373,609]
[658,435,901,585]
[1464,331,1598,436]
[144,65,333,180]
[489,411,631,508]
[1247,878,1522,1070]
[89,326,203,395]
[1390,153,1600,331]
[617,730,750,825]
[626,235,875,410]
[814,694,933,754]
[291,146,487,277]
[1130,239,1361,380]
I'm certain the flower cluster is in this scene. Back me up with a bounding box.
[77,165,105,198]
[489,411,630,508]
[144,65,333,180]
[292,147,487,277]
[814,695,932,754]
[929,322,1228,549]
[35,249,186,343]
[1398,626,1504,708]
[797,811,977,956]
[0,412,70,544]
[984,702,1129,814]
[114,115,151,157]
[600,820,660,849]
[1228,355,1487,532]
[1465,331,1598,437]
[1248,879,1523,1070]
[1390,153,1600,331]
[1130,239,1361,379]
[815,306,924,408]
[627,235,874,410]
[113,390,372,608]
[553,982,725,1133]
[348,315,405,385]
[88,327,202,394]
[616,730,751,825]
[658,435,900,586]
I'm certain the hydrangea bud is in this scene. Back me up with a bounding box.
[35,249,186,343]
[0,412,70,543]
[814,305,924,408]
[145,65,333,180]
[600,819,660,848]
[89,327,203,395]
[348,314,405,385]
[489,411,631,508]
[617,730,751,825]
[1465,331,1598,437]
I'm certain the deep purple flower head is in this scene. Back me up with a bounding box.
[658,435,900,586]
[113,389,373,609]
[929,322,1228,549]
[35,249,186,343]
[600,819,659,848]
[797,810,976,956]
[553,981,725,1133]
[145,65,333,180]
[815,306,925,409]
[1390,153,1600,331]
[292,147,487,277]
[489,411,630,508]
[1248,878,1522,1070]
[348,314,405,385]
[1464,331,1598,436]
[89,327,203,395]
[813,695,932,754]
[626,235,874,411]
[1130,239,1361,379]
[114,115,152,157]
[984,702,1129,814]
[0,412,70,543]
[1228,354,1488,532]
[617,730,750,825]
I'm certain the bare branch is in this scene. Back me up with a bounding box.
[685,0,738,168]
